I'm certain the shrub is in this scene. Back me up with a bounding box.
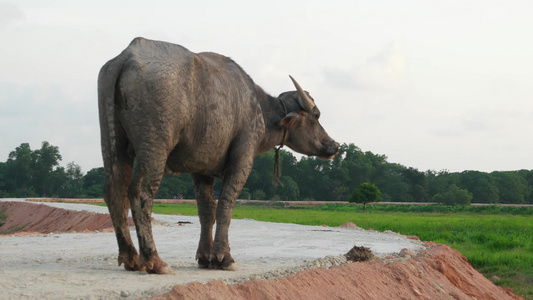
[348,182,382,213]
[432,184,472,205]
[253,189,267,200]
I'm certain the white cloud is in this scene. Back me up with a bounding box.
[0,2,24,28]
[323,42,406,91]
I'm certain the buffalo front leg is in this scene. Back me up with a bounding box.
[210,155,254,271]
[192,174,216,268]
[103,159,143,272]
[128,160,172,274]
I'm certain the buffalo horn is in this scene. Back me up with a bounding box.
[289,75,315,112]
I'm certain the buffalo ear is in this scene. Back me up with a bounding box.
[280,112,299,130]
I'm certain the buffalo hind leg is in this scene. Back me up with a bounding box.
[128,159,172,274]
[103,158,144,272]
[192,174,216,268]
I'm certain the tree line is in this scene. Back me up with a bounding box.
[1,141,532,204]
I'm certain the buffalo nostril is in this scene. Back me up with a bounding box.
[327,142,339,156]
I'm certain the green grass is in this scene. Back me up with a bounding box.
[92,202,533,299]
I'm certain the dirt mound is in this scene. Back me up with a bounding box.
[154,243,521,300]
[0,201,133,234]
[338,221,361,229]
[345,245,374,262]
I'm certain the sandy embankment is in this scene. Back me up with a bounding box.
[0,199,522,300]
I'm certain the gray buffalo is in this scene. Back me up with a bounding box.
[98,37,338,274]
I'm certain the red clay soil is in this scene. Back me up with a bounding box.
[0,201,133,235]
[154,243,522,300]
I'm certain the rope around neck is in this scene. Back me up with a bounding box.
[273,99,288,186]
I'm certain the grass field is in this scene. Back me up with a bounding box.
[94,202,533,299]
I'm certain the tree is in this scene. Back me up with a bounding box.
[377,163,409,202]
[83,167,104,189]
[519,170,533,204]
[460,171,499,204]
[3,140,533,204]
[252,189,266,200]
[432,184,472,205]
[157,173,193,199]
[0,162,7,196]
[343,144,373,192]
[60,162,84,197]
[83,167,105,198]
[426,169,460,202]
[275,176,300,201]
[5,143,33,196]
[246,150,276,199]
[31,141,62,196]
[292,156,322,200]
[401,167,428,202]
[348,182,382,213]
[238,187,250,200]
[491,171,531,204]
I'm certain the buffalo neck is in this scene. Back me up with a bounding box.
[255,91,288,154]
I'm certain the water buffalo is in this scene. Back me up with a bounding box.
[98,37,338,274]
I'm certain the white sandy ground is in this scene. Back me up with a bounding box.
[0,199,424,299]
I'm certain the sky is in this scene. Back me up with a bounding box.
[1,0,532,174]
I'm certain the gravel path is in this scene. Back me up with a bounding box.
[0,199,424,299]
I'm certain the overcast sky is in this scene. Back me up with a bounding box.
[1,1,532,174]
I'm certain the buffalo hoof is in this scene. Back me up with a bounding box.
[143,257,173,275]
[222,262,239,271]
[197,256,210,269]
[209,253,239,271]
[118,253,145,272]
[148,264,173,275]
